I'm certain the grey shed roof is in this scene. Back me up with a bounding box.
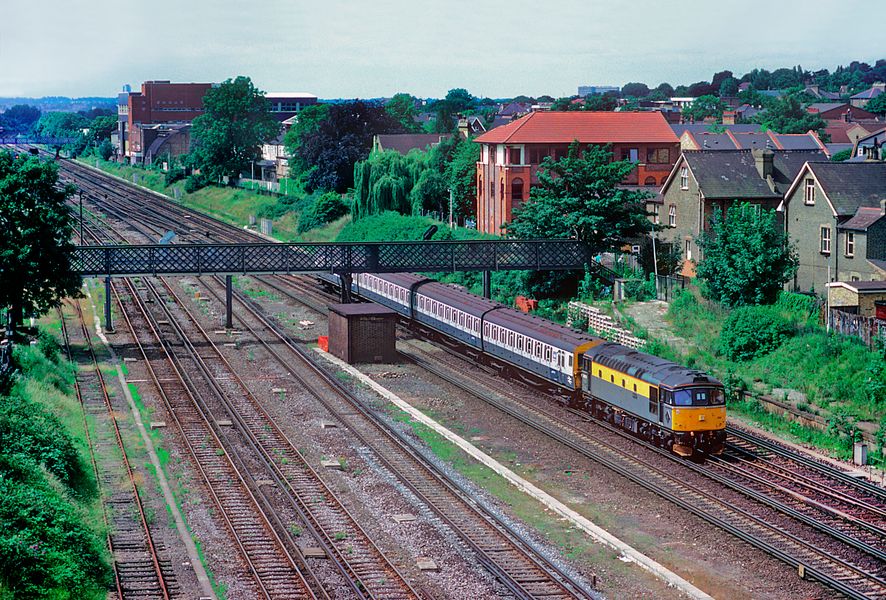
[683,150,826,199]
[808,102,847,113]
[809,162,886,216]
[671,123,760,137]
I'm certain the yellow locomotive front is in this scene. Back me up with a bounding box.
[660,385,727,456]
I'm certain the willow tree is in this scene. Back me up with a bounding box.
[352,150,428,219]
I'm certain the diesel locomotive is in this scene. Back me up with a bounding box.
[323,271,726,456]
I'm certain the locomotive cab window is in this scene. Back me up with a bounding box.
[673,390,693,406]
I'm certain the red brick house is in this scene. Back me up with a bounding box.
[473,111,679,235]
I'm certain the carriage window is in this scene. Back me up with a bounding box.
[544,347,552,362]
[568,355,573,368]
[517,336,524,350]
[445,307,451,321]
[508,332,514,346]
[484,323,489,335]
[535,342,542,358]
[459,314,465,326]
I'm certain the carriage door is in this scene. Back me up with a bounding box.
[556,352,565,385]
[650,387,661,424]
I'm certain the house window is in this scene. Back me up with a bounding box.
[646,148,670,164]
[669,204,676,227]
[680,167,689,190]
[511,178,524,203]
[820,226,831,254]
[686,239,692,261]
[509,147,522,165]
[804,179,815,205]
[644,176,657,185]
[846,232,855,258]
[652,204,660,224]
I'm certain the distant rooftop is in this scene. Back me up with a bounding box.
[266,92,317,99]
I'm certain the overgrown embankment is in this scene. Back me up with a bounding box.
[0,328,112,598]
[653,289,886,461]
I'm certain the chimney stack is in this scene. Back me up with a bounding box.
[754,148,774,180]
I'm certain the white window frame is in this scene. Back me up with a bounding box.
[652,204,660,225]
[846,231,855,258]
[820,226,831,254]
[804,178,815,205]
[668,204,676,227]
[680,167,689,190]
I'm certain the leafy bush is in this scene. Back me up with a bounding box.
[183,174,208,194]
[719,306,794,361]
[297,192,349,233]
[830,148,852,162]
[97,140,114,161]
[165,167,186,186]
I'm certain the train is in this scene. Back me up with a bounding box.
[321,271,726,456]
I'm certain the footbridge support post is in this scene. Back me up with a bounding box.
[225,275,233,330]
[104,276,114,333]
[483,271,492,299]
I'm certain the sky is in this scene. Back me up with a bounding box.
[1,0,884,100]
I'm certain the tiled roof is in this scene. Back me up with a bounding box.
[851,87,885,100]
[671,123,761,137]
[375,134,447,154]
[808,162,886,215]
[683,150,826,199]
[474,111,678,144]
[808,102,847,113]
[839,207,884,231]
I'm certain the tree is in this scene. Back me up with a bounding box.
[621,82,650,98]
[695,203,798,307]
[718,77,739,97]
[442,88,475,113]
[770,67,803,89]
[755,95,826,134]
[292,100,403,192]
[682,95,726,122]
[865,93,886,115]
[32,112,87,139]
[86,115,116,144]
[711,70,734,92]
[282,103,330,175]
[410,169,448,215]
[444,136,480,219]
[688,81,716,97]
[656,82,675,97]
[506,142,651,253]
[189,76,279,182]
[0,151,82,337]
[0,104,40,134]
[352,150,425,218]
[583,94,618,111]
[386,93,420,132]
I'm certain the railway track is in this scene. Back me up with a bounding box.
[257,273,886,600]
[58,300,175,599]
[56,155,594,597]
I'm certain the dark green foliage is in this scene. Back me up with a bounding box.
[165,167,186,186]
[755,95,827,135]
[0,454,110,598]
[445,138,480,219]
[621,82,650,98]
[352,150,426,219]
[0,104,41,134]
[96,140,114,161]
[256,193,311,220]
[0,151,82,336]
[718,77,739,97]
[696,203,798,307]
[183,174,208,194]
[289,101,404,193]
[337,211,492,243]
[297,192,349,233]
[385,93,420,132]
[506,142,651,253]
[281,103,330,175]
[0,343,111,598]
[682,95,725,122]
[32,112,87,139]
[830,148,853,162]
[866,93,886,115]
[719,306,794,361]
[189,76,280,181]
[410,169,448,215]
